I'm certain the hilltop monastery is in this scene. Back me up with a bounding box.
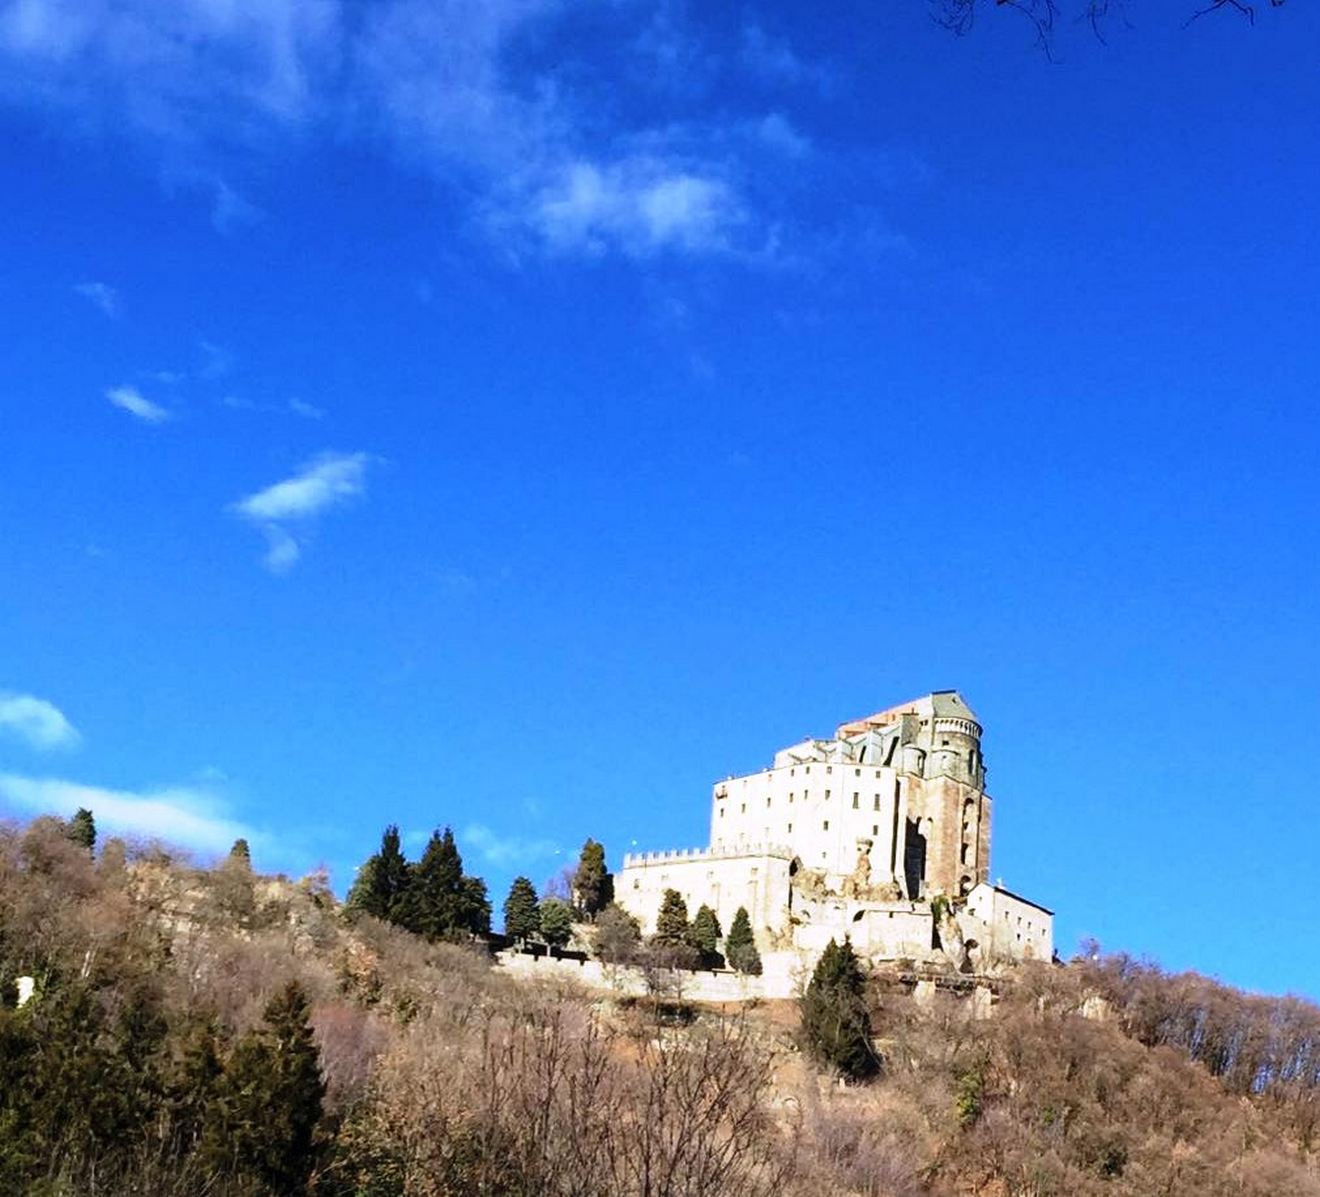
[616,692,1052,974]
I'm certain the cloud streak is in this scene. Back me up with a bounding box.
[106,384,169,423]
[74,280,119,316]
[0,692,80,751]
[232,451,372,572]
[463,822,559,869]
[0,772,253,856]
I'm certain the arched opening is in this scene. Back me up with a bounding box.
[903,818,927,899]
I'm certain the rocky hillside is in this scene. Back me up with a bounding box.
[1,815,1318,1197]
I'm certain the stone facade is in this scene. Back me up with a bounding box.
[617,691,1052,972]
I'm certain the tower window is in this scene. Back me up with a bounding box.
[823,820,830,831]
[826,765,833,774]
[852,793,859,809]
[766,797,771,808]
[854,768,861,776]
[740,804,745,814]
[873,794,880,811]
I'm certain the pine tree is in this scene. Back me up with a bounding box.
[572,838,613,918]
[800,938,878,1081]
[400,827,465,939]
[538,898,574,948]
[227,838,251,869]
[725,906,762,976]
[346,824,412,923]
[201,980,325,1191]
[503,876,541,942]
[653,889,690,946]
[67,807,96,851]
[689,904,723,967]
[461,875,492,936]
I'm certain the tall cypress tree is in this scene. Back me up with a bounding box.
[200,980,325,1192]
[572,838,613,918]
[725,907,762,976]
[800,938,878,1081]
[689,904,723,967]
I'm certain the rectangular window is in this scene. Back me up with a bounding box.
[788,822,793,833]
[740,804,745,814]
[826,765,832,774]
[825,789,831,800]
[805,765,811,774]
[766,797,771,807]
[823,820,830,831]
[873,794,880,811]
[852,793,859,809]
[854,768,861,776]
[872,825,879,835]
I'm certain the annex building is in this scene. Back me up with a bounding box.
[616,692,1052,975]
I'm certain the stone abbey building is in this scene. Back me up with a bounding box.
[616,692,1052,974]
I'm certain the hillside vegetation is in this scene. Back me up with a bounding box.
[1,815,1318,1197]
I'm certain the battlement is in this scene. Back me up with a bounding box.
[621,842,794,869]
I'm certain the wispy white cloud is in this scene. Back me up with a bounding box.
[231,451,372,572]
[74,279,119,316]
[0,772,253,856]
[0,692,80,751]
[463,822,559,869]
[0,0,836,263]
[105,383,169,424]
[523,157,742,257]
[287,397,324,420]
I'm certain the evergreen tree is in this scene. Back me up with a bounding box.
[571,838,613,918]
[502,876,541,941]
[399,827,464,939]
[461,875,493,936]
[538,898,574,949]
[346,824,412,924]
[689,904,723,967]
[67,807,96,851]
[201,980,325,1192]
[227,838,251,869]
[725,906,762,976]
[800,938,878,1081]
[653,889,690,946]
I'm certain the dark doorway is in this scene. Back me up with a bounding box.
[903,818,927,899]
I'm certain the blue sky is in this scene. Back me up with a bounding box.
[2,1,1318,998]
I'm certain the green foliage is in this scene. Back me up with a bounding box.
[200,980,325,1193]
[398,828,490,941]
[800,938,878,1082]
[955,1055,986,1126]
[347,824,413,924]
[572,837,613,918]
[67,807,96,851]
[689,904,724,967]
[725,906,762,976]
[462,875,492,936]
[228,837,252,869]
[592,902,641,964]
[503,875,540,941]
[654,888,690,946]
[538,898,574,948]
